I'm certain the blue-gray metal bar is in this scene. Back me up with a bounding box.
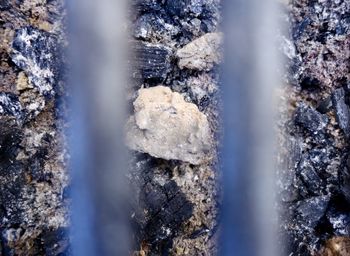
[67,1,130,255]
[221,0,279,255]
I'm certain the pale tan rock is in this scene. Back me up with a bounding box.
[126,86,212,164]
[16,72,33,91]
[176,32,223,71]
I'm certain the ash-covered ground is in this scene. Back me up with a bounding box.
[0,0,70,255]
[277,0,350,255]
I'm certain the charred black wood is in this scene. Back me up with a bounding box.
[130,41,172,82]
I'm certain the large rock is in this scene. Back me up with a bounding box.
[126,86,212,164]
[176,32,222,71]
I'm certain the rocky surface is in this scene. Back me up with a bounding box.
[0,0,221,254]
[0,0,69,255]
[6,0,350,255]
[126,86,212,165]
[176,32,222,71]
[277,0,350,255]
[11,26,62,96]
[128,0,222,254]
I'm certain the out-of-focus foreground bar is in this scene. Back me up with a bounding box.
[67,0,130,255]
[221,0,280,255]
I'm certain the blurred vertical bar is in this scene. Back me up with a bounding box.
[221,0,280,255]
[67,0,129,255]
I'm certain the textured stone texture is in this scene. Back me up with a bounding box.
[0,0,69,255]
[176,32,222,71]
[277,0,350,255]
[11,26,62,96]
[294,103,328,134]
[126,86,212,165]
[129,1,222,254]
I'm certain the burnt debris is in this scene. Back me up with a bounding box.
[128,1,221,254]
[294,103,328,134]
[131,41,172,82]
[129,154,193,254]
[332,87,350,137]
[11,26,62,96]
[0,1,70,255]
[0,92,22,120]
[278,0,350,254]
[0,118,22,166]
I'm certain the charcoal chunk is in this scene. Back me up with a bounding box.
[0,92,22,120]
[300,77,320,91]
[317,96,332,114]
[335,14,350,35]
[326,210,350,236]
[144,191,193,243]
[298,160,324,195]
[133,14,153,40]
[165,0,212,18]
[165,0,191,17]
[340,157,350,203]
[286,137,302,170]
[188,0,205,16]
[143,182,168,215]
[129,155,193,250]
[131,0,162,14]
[133,13,180,41]
[292,18,311,40]
[296,195,330,229]
[0,0,10,10]
[332,87,350,137]
[140,179,193,243]
[0,163,27,226]
[307,148,330,174]
[294,103,328,134]
[42,227,70,256]
[131,41,171,81]
[11,26,62,96]
[0,118,22,165]
[278,137,302,202]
